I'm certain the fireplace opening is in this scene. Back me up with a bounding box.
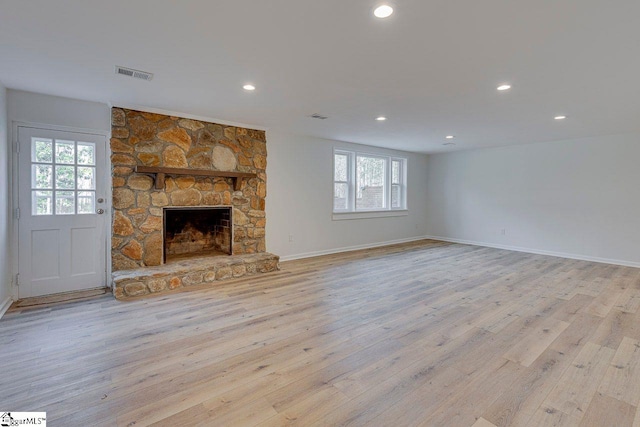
[163,207,232,263]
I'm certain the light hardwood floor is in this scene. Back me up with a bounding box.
[2,239,640,426]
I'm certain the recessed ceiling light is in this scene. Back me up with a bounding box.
[376,116,387,121]
[497,84,512,91]
[445,135,455,139]
[374,5,394,18]
[243,84,256,91]
[554,115,567,120]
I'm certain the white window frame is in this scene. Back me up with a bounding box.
[333,149,407,218]
[390,157,406,210]
[333,150,353,212]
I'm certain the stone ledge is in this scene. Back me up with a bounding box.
[112,252,279,299]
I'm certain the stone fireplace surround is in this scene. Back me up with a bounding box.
[110,108,279,299]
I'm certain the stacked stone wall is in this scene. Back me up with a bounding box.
[111,108,268,271]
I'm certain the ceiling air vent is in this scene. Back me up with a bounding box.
[115,66,154,81]
[309,113,328,120]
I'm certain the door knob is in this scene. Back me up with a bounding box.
[96,208,105,214]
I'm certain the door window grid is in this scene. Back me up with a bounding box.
[31,138,96,216]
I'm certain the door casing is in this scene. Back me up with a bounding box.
[11,121,111,299]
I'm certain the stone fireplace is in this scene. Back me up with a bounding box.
[110,108,279,299]
[164,206,232,262]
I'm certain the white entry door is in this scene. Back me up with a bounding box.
[17,126,107,298]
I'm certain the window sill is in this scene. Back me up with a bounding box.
[332,210,409,221]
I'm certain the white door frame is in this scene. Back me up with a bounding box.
[11,121,111,299]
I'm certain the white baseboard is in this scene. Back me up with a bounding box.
[279,235,430,262]
[425,235,640,269]
[0,296,13,320]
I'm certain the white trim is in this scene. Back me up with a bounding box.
[12,121,110,137]
[104,125,113,288]
[11,123,18,300]
[0,296,12,319]
[112,103,267,131]
[425,235,640,269]
[332,210,409,221]
[279,235,429,262]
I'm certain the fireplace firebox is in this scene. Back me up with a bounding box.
[163,206,232,263]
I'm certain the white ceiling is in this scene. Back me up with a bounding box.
[1,0,639,153]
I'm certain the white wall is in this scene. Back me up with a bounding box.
[0,82,11,315]
[425,133,640,266]
[8,89,111,131]
[266,130,429,260]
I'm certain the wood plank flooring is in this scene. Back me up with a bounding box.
[2,239,640,426]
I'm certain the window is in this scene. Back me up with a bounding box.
[334,152,350,211]
[356,155,385,210]
[391,159,403,208]
[333,149,407,213]
[31,137,96,216]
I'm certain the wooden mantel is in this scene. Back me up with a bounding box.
[135,166,257,190]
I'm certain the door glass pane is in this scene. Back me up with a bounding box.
[334,183,348,210]
[56,191,75,215]
[33,138,53,163]
[32,191,53,215]
[77,191,95,214]
[30,137,100,216]
[334,154,348,181]
[356,156,385,210]
[77,166,95,190]
[77,142,95,165]
[55,140,75,164]
[32,164,53,189]
[56,166,76,189]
